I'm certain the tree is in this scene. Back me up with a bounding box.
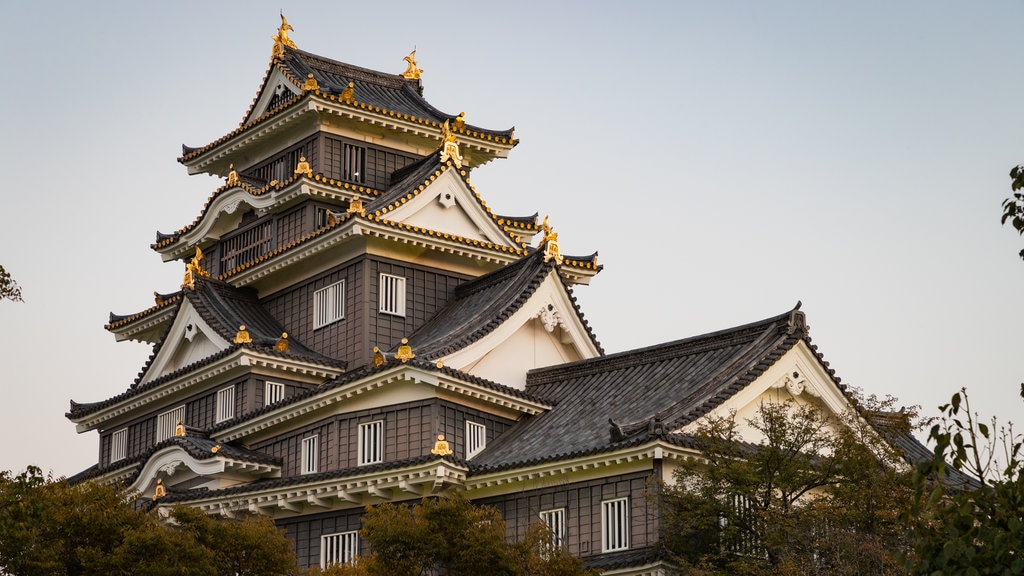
[659,397,915,575]
[0,264,23,302]
[306,491,598,576]
[907,386,1024,575]
[0,466,299,575]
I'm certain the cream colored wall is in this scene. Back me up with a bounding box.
[462,319,582,389]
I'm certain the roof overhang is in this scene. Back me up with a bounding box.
[129,444,281,498]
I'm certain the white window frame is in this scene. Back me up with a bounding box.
[215,386,235,423]
[313,280,345,329]
[321,530,359,567]
[110,428,128,463]
[466,421,486,459]
[358,420,384,466]
[601,497,630,552]
[378,273,406,316]
[265,381,285,406]
[301,435,319,475]
[156,405,185,442]
[539,508,566,551]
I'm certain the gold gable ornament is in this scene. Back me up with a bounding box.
[174,419,186,437]
[341,81,355,102]
[234,325,252,344]
[152,478,166,500]
[294,156,313,178]
[453,111,465,131]
[302,73,319,92]
[401,49,423,80]
[181,247,209,290]
[431,434,452,456]
[395,338,415,363]
[272,13,297,60]
[226,164,240,187]
[539,216,563,265]
[439,120,464,169]
[347,195,365,216]
[372,346,386,367]
[275,332,289,352]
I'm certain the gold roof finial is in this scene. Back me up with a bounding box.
[431,434,453,456]
[181,247,209,290]
[302,73,319,92]
[153,478,166,500]
[226,164,240,187]
[341,81,355,102]
[234,325,252,344]
[439,120,464,168]
[174,419,186,437]
[401,49,423,80]
[275,332,289,352]
[453,111,465,131]
[539,216,563,265]
[294,156,313,178]
[372,346,386,367]
[211,445,221,454]
[347,195,365,216]
[395,338,415,363]
[272,12,297,60]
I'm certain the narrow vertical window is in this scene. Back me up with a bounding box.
[215,386,235,423]
[321,531,359,567]
[265,381,285,406]
[601,497,630,552]
[378,273,406,316]
[313,280,345,329]
[301,435,319,474]
[539,508,566,551]
[156,405,186,442]
[358,420,383,465]
[344,144,365,183]
[110,428,128,463]
[466,421,486,459]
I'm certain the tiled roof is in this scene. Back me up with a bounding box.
[582,546,668,571]
[69,277,344,420]
[400,249,603,360]
[468,307,807,472]
[179,46,515,166]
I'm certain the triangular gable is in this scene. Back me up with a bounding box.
[246,65,302,125]
[384,169,520,249]
[678,340,854,442]
[140,299,230,386]
[438,270,601,389]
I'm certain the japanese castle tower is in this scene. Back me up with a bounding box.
[67,17,880,575]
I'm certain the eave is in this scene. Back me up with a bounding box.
[71,348,343,432]
[106,295,180,342]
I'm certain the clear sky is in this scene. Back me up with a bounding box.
[1,1,1022,478]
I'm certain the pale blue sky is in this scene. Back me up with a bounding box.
[2,1,1023,477]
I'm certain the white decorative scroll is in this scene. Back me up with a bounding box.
[438,190,456,208]
[538,305,560,333]
[159,460,184,477]
[223,199,241,214]
[771,370,821,398]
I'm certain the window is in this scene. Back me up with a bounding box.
[721,493,764,557]
[110,428,127,463]
[539,508,566,551]
[321,531,359,567]
[265,381,285,406]
[358,420,383,465]
[215,386,235,423]
[379,273,406,316]
[301,435,319,474]
[344,144,365,183]
[313,280,345,329]
[466,421,486,459]
[601,498,630,552]
[156,405,185,442]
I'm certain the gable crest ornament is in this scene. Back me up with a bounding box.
[439,120,464,168]
[538,216,563,265]
[771,369,821,398]
[181,247,209,290]
[272,13,297,60]
[401,49,423,80]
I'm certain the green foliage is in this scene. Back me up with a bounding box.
[659,396,914,575]
[907,386,1024,575]
[0,264,23,302]
[0,466,299,576]
[309,491,598,576]
[1003,165,1024,259]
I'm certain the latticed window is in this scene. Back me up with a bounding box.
[301,435,319,474]
[265,381,285,406]
[156,405,185,442]
[215,386,235,423]
[379,274,406,316]
[466,421,486,459]
[540,508,566,551]
[321,531,359,567]
[219,221,273,273]
[344,144,365,183]
[721,493,765,557]
[358,420,383,465]
[110,428,127,463]
[313,280,345,328]
[602,498,630,552]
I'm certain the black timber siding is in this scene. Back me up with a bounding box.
[368,258,468,354]
[278,508,366,569]
[478,470,658,559]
